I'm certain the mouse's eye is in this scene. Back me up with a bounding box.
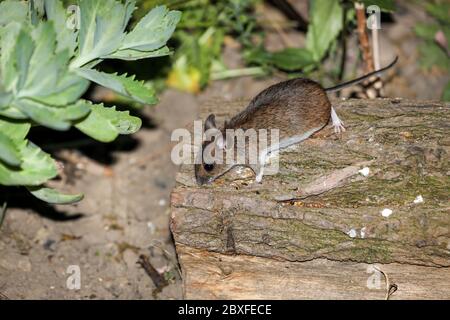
[204,164,214,172]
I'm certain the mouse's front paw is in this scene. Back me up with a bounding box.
[255,170,264,183]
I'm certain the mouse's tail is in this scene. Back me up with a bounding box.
[325,56,398,92]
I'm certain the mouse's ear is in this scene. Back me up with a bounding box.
[204,114,217,131]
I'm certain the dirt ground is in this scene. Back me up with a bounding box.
[0,2,448,299]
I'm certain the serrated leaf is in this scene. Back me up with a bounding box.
[0,117,31,142]
[71,0,135,68]
[119,5,181,52]
[0,141,57,186]
[75,104,141,142]
[75,68,157,104]
[0,131,21,166]
[27,186,84,204]
[306,0,343,62]
[0,0,28,25]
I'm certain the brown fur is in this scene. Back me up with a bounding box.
[195,79,331,184]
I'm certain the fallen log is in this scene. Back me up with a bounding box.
[170,98,450,299]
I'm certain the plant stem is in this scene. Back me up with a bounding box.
[355,2,374,73]
[211,67,266,80]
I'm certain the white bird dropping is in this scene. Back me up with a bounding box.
[381,208,393,217]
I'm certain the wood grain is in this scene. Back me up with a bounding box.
[171,98,450,299]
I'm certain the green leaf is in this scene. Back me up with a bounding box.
[0,131,21,166]
[13,98,90,130]
[0,106,28,119]
[0,141,57,186]
[44,0,78,55]
[71,0,135,68]
[106,46,171,61]
[244,46,316,72]
[13,99,71,130]
[425,2,450,23]
[20,21,58,96]
[31,75,90,106]
[75,104,141,142]
[0,0,28,25]
[75,68,157,104]
[0,92,13,109]
[271,48,315,71]
[14,28,35,92]
[306,0,343,62]
[418,41,450,70]
[27,186,84,204]
[0,22,22,92]
[443,81,450,102]
[358,0,395,12]
[0,117,31,142]
[414,23,439,41]
[119,5,181,52]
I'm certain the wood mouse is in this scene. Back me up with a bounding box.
[195,56,398,185]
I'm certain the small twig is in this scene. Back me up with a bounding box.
[275,161,374,201]
[137,254,168,292]
[0,202,7,229]
[0,292,9,300]
[373,266,398,300]
[355,2,374,73]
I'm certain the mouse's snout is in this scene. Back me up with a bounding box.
[194,162,215,185]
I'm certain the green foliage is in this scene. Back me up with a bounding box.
[245,0,344,74]
[414,1,450,100]
[306,0,343,62]
[442,81,450,102]
[155,0,261,93]
[0,0,180,203]
[356,0,395,12]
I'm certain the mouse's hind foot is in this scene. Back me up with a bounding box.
[331,107,346,134]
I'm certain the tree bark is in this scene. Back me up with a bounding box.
[170,98,450,299]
